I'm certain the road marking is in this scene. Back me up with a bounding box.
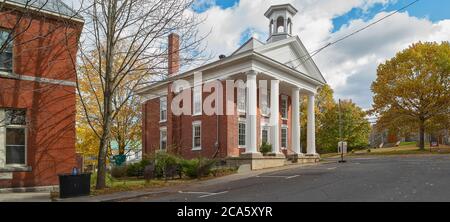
[353,158,376,160]
[327,167,337,170]
[257,175,300,179]
[178,191,210,195]
[286,175,300,179]
[198,191,229,198]
[178,190,229,198]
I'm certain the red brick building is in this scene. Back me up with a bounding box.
[138,5,326,168]
[0,0,83,188]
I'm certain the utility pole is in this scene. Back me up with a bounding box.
[338,99,347,163]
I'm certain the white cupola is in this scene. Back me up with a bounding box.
[265,4,298,43]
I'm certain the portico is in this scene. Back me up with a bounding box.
[243,70,318,157]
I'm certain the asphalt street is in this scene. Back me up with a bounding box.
[123,155,450,202]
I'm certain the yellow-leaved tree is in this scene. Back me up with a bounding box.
[371,42,450,150]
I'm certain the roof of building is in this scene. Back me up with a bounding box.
[5,0,83,21]
[136,35,326,96]
[264,4,298,18]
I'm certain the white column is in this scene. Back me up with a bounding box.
[270,80,280,154]
[292,87,302,155]
[307,94,316,155]
[246,71,258,154]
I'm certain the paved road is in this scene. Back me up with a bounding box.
[124,155,450,202]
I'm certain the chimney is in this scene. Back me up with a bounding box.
[168,33,180,76]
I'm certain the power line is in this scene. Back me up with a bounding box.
[293,0,420,69]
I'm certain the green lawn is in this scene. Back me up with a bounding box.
[350,144,450,156]
[320,144,450,158]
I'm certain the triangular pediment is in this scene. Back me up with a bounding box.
[255,36,326,83]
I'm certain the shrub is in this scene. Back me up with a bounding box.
[126,162,142,177]
[111,165,127,178]
[260,142,272,155]
[152,152,182,178]
[181,158,216,179]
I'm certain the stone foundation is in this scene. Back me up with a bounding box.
[225,153,320,170]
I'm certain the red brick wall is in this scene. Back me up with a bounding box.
[0,9,82,188]
[142,99,161,157]
[1,10,82,82]
[142,83,295,159]
[0,80,77,188]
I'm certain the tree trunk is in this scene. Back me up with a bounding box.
[419,119,425,150]
[96,0,116,190]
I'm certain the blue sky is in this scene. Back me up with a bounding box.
[332,0,450,32]
[196,0,450,33]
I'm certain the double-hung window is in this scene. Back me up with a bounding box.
[281,125,288,149]
[237,85,246,113]
[0,30,13,72]
[193,85,202,116]
[160,127,167,150]
[261,90,270,116]
[281,95,288,119]
[192,121,201,150]
[238,119,246,148]
[160,97,167,122]
[0,109,27,167]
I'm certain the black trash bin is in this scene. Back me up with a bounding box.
[58,173,91,198]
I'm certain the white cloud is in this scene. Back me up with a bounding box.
[195,0,450,109]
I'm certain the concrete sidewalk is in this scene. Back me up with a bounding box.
[57,161,329,202]
[0,192,52,202]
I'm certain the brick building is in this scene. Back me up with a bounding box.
[137,4,326,168]
[0,0,83,188]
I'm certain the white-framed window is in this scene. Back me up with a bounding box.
[0,109,27,167]
[0,29,13,72]
[193,85,202,116]
[261,90,270,116]
[237,85,246,113]
[281,95,288,119]
[281,125,288,149]
[192,121,201,150]
[160,127,167,150]
[238,119,246,148]
[160,96,167,122]
[261,125,270,144]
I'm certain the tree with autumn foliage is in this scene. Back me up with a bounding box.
[371,42,450,150]
[76,51,142,164]
[299,85,371,153]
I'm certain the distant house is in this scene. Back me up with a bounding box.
[0,0,83,188]
[110,140,142,164]
[137,4,326,169]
